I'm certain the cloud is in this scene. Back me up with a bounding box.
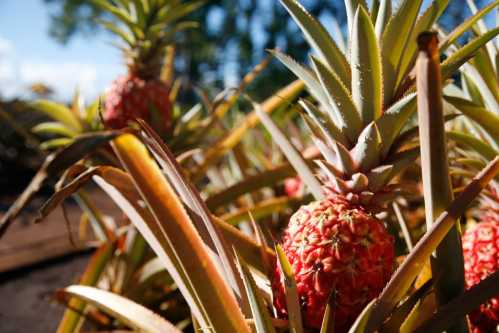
[20,62,100,99]
[0,35,121,101]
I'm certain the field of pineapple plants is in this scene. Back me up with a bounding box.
[0,0,499,332]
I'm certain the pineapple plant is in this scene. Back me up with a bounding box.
[93,0,202,132]
[263,0,499,330]
[440,3,499,329]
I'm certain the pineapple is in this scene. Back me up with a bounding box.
[462,220,499,333]
[93,0,201,132]
[269,0,468,329]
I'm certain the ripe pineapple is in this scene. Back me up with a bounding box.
[94,0,201,131]
[270,0,459,329]
[462,220,499,333]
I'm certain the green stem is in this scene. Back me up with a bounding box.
[416,31,468,333]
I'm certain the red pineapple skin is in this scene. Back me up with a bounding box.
[104,75,172,131]
[272,194,395,332]
[463,221,499,333]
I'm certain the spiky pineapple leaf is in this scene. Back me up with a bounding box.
[110,134,251,332]
[272,50,330,110]
[461,71,486,106]
[395,0,450,88]
[311,56,362,142]
[137,119,246,305]
[191,80,304,182]
[469,45,499,105]
[375,93,417,157]
[156,0,204,25]
[279,0,351,86]
[461,62,499,112]
[96,19,135,46]
[32,122,78,138]
[441,26,499,80]
[275,244,304,333]
[445,96,499,145]
[374,0,391,39]
[255,102,324,200]
[366,157,499,332]
[350,122,382,172]
[380,279,432,333]
[351,5,383,124]
[344,0,369,37]
[416,33,467,333]
[56,243,115,333]
[381,0,423,105]
[439,0,499,51]
[58,285,181,333]
[348,300,375,333]
[299,99,349,147]
[236,254,277,333]
[447,131,498,161]
[413,270,499,333]
[31,100,82,132]
[205,156,317,210]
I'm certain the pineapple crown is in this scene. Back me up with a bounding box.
[93,0,203,79]
[275,0,499,204]
[274,0,435,202]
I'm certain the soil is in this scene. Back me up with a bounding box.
[0,253,91,333]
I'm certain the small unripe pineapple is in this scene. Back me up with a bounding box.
[272,195,395,331]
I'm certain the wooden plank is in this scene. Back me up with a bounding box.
[0,189,120,273]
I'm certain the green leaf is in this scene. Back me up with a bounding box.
[344,0,369,38]
[311,56,362,143]
[439,0,499,51]
[366,157,499,332]
[447,131,498,161]
[91,0,140,37]
[351,5,383,124]
[236,254,277,333]
[191,80,304,182]
[441,26,499,80]
[272,50,330,110]
[32,100,82,132]
[374,0,391,39]
[156,1,204,25]
[416,32,467,333]
[32,122,79,137]
[58,285,182,333]
[111,134,251,332]
[348,300,375,333]
[413,270,499,333]
[445,96,499,145]
[96,19,135,46]
[467,47,499,111]
[275,244,303,333]
[255,102,324,200]
[350,122,382,172]
[279,0,351,86]
[375,93,417,157]
[56,243,115,333]
[381,0,423,105]
[299,99,349,147]
[395,0,450,89]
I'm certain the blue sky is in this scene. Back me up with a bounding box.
[0,0,122,101]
